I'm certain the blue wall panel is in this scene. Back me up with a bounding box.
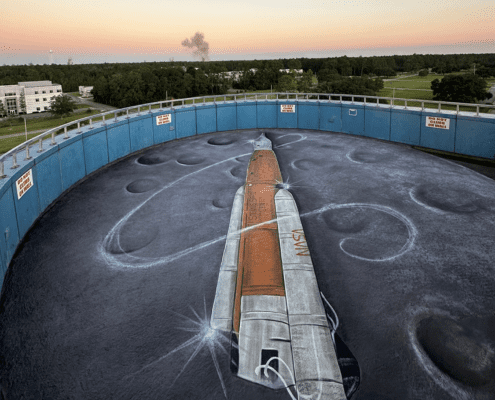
[319,104,342,132]
[455,116,495,159]
[107,121,131,162]
[59,136,86,191]
[257,103,277,128]
[342,104,365,136]
[129,116,154,152]
[0,186,20,276]
[217,104,237,132]
[364,107,391,140]
[390,109,422,145]
[298,103,319,130]
[83,128,109,175]
[277,102,298,128]
[152,111,176,144]
[237,103,257,130]
[420,112,457,152]
[176,109,197,138]
[12,165,40,238]
[36,150,63,210]
[196,106,217,135]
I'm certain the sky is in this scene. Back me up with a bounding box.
[1,0,494,65]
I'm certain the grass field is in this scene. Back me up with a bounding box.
[0,110,99,136]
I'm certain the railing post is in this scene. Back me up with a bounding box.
[78,121,81,133]
[38,138,43,153]
[64,126,69,139]
[137,106,141,115]
[159,102,163,110]
[456,104,459,114]
[224,96,226,103]
[11,152,19,169]
[102,114,106,125]
[126,109,130,119]
[25,144,31,160]
[89,118,93,129]
[149,104,152,113]
[0,161,5,179]
[421,101,425,110]
[405,100,408,109]
[114,112,118,122]
[437,102,441,113]
[51,131,56,146]
[476,105,479,116]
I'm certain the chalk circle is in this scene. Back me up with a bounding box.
[291,159,322,171]
[137,154,168,165]
[126,179,159,194]
[229,165,246,179]
[212,198,230,209]
[272,134,303,147]
[415,184,486,214]
[207,137,236,146]
[108,224,159,255]
[347,149,397,164]
[320,204,415,262]
[416,315,495,386]
[176,155,206,166]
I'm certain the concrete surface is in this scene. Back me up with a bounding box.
[0,129,494,399]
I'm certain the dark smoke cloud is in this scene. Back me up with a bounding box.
[181,32,209,62]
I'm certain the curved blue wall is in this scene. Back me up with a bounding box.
[0,99,494,286]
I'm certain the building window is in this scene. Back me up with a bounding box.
[44,106,48,111]
[42,90,46,94]
[36,107,40,111]
[5,92,16,97]
[50,90,53,93]
[35,91,39,94]
[36,98,39,102]
[43,98,47,101]
[57,89,62,92]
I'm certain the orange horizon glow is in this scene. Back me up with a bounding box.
[2,0,494,62]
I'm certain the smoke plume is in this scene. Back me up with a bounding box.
[181,32,209,62]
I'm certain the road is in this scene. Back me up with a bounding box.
[66,93,118,113]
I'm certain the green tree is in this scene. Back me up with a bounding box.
[287,59,302,70]
[431,74,492,103]
[418,69,429,77]
[298,69,314,93]
[50,94,76,117]
[0,100,5,117]
[277,74,298,92]
[19,91,27,114]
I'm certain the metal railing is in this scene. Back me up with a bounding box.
[1,92,494,178]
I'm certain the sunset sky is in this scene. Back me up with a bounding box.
[1,0,494,64]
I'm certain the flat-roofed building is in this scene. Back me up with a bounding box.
[78,86,93,97]
[0,81,63,115]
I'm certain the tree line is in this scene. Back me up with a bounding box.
[0,53,493,109]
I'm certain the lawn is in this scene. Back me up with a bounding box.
[0,110,99,136]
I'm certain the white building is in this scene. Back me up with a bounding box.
[0,81,63,115]
[78,86,93,97]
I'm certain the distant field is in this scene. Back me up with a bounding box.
[0,110,99,137]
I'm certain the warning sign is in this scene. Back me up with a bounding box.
[156,114,172,125]
[280,104,295,113]
[16,169,33,200]
[426,116,450,130]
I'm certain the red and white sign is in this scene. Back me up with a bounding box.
[16,169,33,200]
[426,116,450,130]
[280,104,295,113]
[156,114,172,125]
